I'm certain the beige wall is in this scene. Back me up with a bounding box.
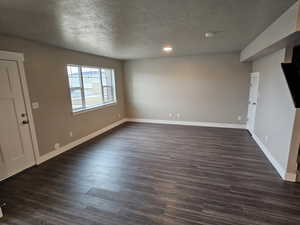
[0,35,125,156]
[252,48,296,172]
[125,53,251,124]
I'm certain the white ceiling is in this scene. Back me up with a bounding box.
[0,0,297,59]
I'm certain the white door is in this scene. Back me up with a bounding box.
[0,60,35,180]
[247,73,260,134]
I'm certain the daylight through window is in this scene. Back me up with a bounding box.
[67,65,116,112]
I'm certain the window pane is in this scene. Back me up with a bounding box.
[101,68,113,86]
[103,86,113,103]
[67,65,83,110]
[66,65,117,112]
[101,68,115,103]
[70,89,83,110]
[67,65,81,89]
[82,67,103,108]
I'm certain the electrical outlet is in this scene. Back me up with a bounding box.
[176,113,181,119]
[69,131,73,137]
[54,143,60,150]
[169,113,173,118]
[118,113,121,118]
[238,116,242,121]
[32,102,39,109]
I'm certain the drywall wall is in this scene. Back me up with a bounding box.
[125,53,251,124]
[0,35,125,156]
[252,48,296,173]
[241,1,300,61]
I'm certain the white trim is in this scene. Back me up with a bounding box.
[73,102,117,116]
[251,131,297,182]
[16,60,40,164]
[251,72,260,77]
[247,72,260,132]
[127,118,298,181]
[66,64,117,116]
[251,132,286,179]
[37,118,245,165]
[126,118,246,129]
[0,50,24,62]
[37,119,127,164]
[285,172,297,182]
[0,50,40,164]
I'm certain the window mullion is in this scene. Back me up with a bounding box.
[79,66,86,108]
[112,70,116,102]
[110,85,114,102]
[99,68,105,103]
[70,87,81,91]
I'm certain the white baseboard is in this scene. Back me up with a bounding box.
[251,133,286,179]
[251,132,296,182]
[37,119,127,164]
[36,117,297,182]
[127,118,246,129]
[285,172,297,182]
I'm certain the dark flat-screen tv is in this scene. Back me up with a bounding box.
[281,62,300,108]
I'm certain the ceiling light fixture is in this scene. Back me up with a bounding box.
[163,46,173,52]
[205,32,215,38]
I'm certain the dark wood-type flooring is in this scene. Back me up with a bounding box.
[1,122,300,225]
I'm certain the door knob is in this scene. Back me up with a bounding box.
[22,120,29,125]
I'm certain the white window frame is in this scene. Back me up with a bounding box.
[66,64,117,115]
[101,68,117,104]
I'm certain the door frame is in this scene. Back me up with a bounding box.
[0,50,40,164]
[247,72,260,134]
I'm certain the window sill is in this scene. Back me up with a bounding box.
[72,102,117,116]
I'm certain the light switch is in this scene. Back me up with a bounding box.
[32,102,39,109]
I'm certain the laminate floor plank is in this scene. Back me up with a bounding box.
[1,122,300,225]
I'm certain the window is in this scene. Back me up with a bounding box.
[67,65,116,113]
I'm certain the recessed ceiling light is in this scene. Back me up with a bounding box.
[163,46,173,52]
[205,32,215,38]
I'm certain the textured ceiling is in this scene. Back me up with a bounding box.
[0,0,297,59]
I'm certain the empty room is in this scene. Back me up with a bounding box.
[1,0,300,224]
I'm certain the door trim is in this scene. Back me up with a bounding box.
[247,72,260,132]
[250,72,260,77]
[0,50,40,165]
